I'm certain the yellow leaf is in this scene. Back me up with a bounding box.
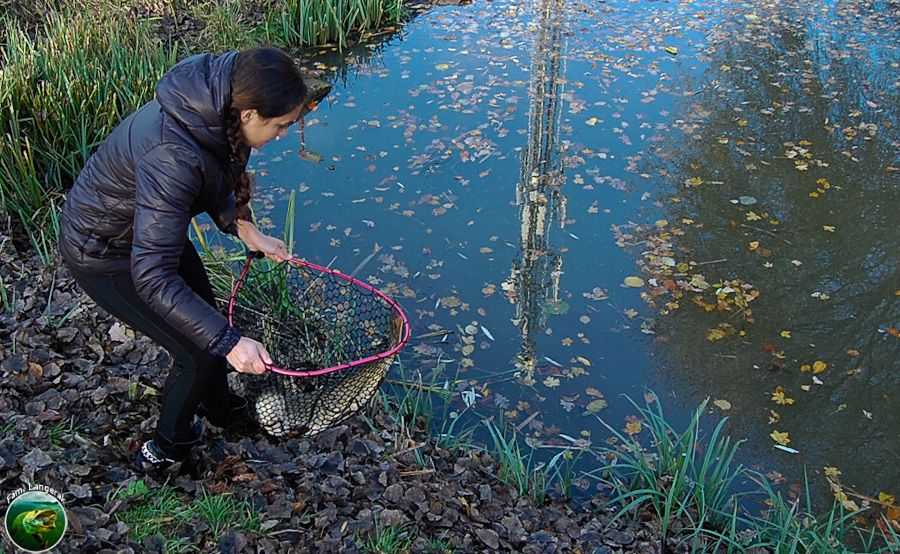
[624,276,644,287]
[586,117,599,126]
[561,337,573,346]
[824,466,842,478]
[584,399,608,413]
[781,330,792,338]
[622,309,638,318]
[771,388,795,405]
[812,360,827,374]
[624,421,643,435]
[707,328,727,341]
[746,211,762,221]
[836,492,860,511]
[576,356,592,366]
[880,492,896,506]
[713,399,732,411]
[770,430,790,445]
[665,46,678,55]
[586,387,604,398]
[823,225,836,232]
[543,376,561,388]
[435,63,450,70]
[461,345,475,356]
[800,364,811,372]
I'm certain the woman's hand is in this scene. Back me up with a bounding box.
[235,220,291,263]
[225,337,272,375]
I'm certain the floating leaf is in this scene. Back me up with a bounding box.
[583,399,608,415]
[713,399,732,411]
[738,196,757,205]
[543,376,561,388]
[624,421,642,435]
[771,386,794,405]
[770,430,790,446]
[812,360,827,373]
[623,276,644,288]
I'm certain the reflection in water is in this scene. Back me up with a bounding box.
[506,0,568,373]
[250,0,900,516]
[631,0,900,512]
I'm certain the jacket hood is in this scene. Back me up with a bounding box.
[155,51,238,162]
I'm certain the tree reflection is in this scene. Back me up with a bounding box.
[635,1,900,508]
[504,0,569,377]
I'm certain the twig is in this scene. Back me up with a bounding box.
[695,258,727,266]
[515,411,541,432]
[739,223,793,245]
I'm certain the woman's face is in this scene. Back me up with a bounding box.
[239,103,305,149]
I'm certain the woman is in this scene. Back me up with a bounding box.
[59,47,308,471]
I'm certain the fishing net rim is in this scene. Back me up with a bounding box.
[228,255,411,378]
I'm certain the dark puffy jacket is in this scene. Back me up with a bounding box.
[60,51,244,351]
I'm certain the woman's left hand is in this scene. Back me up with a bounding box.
[236,220,291,263]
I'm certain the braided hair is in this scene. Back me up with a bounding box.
[227,47,308,222]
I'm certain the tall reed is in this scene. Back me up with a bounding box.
[0,8,176,237]
[588,394,748,548]
[285,0,406,48]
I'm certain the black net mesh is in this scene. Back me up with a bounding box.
[228,258,408,438]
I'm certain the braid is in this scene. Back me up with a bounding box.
[227,46,308,223]
[226,108,252,222]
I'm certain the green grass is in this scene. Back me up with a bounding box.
[587,394,746,546]
[484,418,550,504]
[113,481,260,548]
[358,510,413,554]
[425,537,456,553]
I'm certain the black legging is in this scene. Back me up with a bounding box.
[67,242,229,446]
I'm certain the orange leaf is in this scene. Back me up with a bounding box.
[762,343,776,352]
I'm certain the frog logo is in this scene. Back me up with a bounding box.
[4,490,66,552]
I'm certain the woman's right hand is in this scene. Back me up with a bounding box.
[226,337,272,375]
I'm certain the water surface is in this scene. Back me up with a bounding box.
[226,0,900,514]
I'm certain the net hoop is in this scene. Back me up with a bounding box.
[228,254,411,377]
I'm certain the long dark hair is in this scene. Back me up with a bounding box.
[226,47,308,221]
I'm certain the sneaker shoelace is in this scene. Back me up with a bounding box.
[141,441,175,465]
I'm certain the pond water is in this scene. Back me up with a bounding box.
[223,0,900,513]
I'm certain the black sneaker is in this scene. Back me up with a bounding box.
[197,392,248,428]
[134,420,204,473]
[135,440,176,472]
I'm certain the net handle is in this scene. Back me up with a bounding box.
[229,252,411,377]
